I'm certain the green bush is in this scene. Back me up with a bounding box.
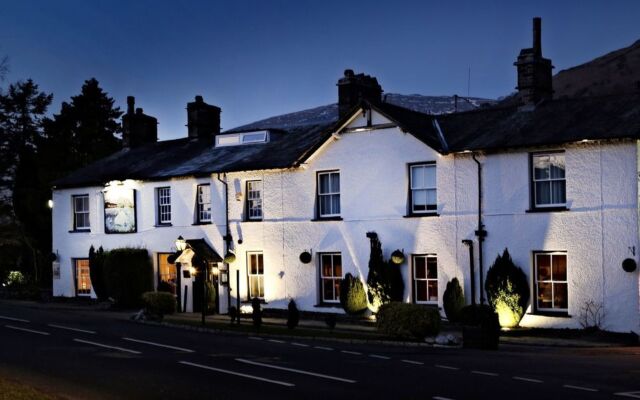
[366,233,404,311]
[4,271,26,287]
[141,291,176,319]
[443,277,465,323]
[88,246,109,300]
[103,248,153,307]
[205,281,216,314]
[485,249,529,328]
[339,273,368,315]
[287,299,299,329]
[376,302,441,340]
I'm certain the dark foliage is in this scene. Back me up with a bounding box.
[251,297,262,330]
[142,291,176,320]
[339,273,368,315]
[156,280,175,294]
[376,302,441,340]
[485,249,530,326]
[103,248,153,307]
[459,304,500,350]
[228,306,238,324]
[366,233,404,309]
[88,246,109,300]
[324,314,337,330]
[443,277,465,323]
[286,299,300,330]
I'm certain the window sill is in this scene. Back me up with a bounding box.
[69,229,91,233]
[404,213,439,218]
[313,303,342,308]
[192,222,212,226]
[155,223,173,227]
[527,311,571,318]
[311,217,343,222]
[242,219,263,223]
[526,207,569,213]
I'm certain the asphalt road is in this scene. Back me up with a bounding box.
[0,301,638,400]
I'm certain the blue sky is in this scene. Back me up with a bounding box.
[2,0,639,139]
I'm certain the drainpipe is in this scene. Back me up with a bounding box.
[472,154,487,305]
[217,173,232,312]
[461,239,476,306]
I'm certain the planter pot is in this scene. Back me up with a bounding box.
[462,324,500,350]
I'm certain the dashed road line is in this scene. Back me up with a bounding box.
[0,315,29,323]
[268,339,285,344]
[236,358,357,383]
[563,384,598,392]
[248,336,262,340]
[73,339,141,354]
[48,324,96,334]
[402,359,424,365]
[513,376,543,383]
[341,350,361,355]
[5,325,49,335]
[433,397,455,400]
[369,354,390,360]
[614,391,640,398]
[179,361,295,387]
[471,370,499,377]
[123,337,194,353]
[291,342,309,348]
[314,346,333,351]
[434,364,458,370]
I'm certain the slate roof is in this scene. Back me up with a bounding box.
[53,92,640,189]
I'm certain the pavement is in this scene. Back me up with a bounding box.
[1,299,639,399]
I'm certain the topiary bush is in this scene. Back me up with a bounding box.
[443,277,465,323]
[339,273,368,315]
[89,245,109,300]
[366,232,404,311]
[141,291,176,320]
[485,249,530,328]
[287,299,299,329]
[376,302,441,340]
[251,297,262,330]
[103,248,153,308]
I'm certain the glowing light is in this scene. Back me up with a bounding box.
[175,236,187,252]
[240,304,253,314]
[47,199,54,209]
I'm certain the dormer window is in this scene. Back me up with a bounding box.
[216,131,269,147]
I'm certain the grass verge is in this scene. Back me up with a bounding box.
[0,377,57,400]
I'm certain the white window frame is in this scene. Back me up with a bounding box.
[215,131,269,147]
[73,194,90,230]
[532,152,566,208]
[319,253,342,303]
[247,251,264,299]
[534,252,568,312]
[409,163,437,214]
[246,180,263,220]
[156,187,171,225]
[412,255,438,304]
[196,184,211,223]
[317,171,341,218]
[75,258,91,296]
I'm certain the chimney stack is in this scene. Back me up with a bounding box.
[187,95,221,139]
[121,96,158,148]
[337,69,383,118]
[514,17,554,107]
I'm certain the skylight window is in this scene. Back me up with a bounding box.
[216,131,269,147]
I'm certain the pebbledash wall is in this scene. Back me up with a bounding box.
[52,110,640,333]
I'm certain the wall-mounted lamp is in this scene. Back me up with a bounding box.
[175,236,187,252]
[224,249,236,264]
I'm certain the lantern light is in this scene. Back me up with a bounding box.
[175,236,187,252]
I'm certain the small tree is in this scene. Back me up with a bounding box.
[103,248,153,308]
[287,299,300,329]
[485,249,529,328]
[366,232,404,312]
[339,273,368,315]
[88,246,109,300]
[443,277,465,323]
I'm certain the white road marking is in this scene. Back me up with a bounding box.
[402,359,424,365]
[434,364,458,370]
[472,370,499,377]
[5,325,49,335]
[291,342,309,347]
[179,361,295,387]
[48,324,96,334]
[268,339,285,344]
[236,358,357,383]
[614,392,640,398]
[513,376,543,383]
[341,350,361,355]
[73,339,141,354]
[433,397,455,400]
[0,315,29,323]
[369,354,390,360]
[248,336,262,340]
[314,346,333,351]
[123,337,194,353]
[563,384,598,392]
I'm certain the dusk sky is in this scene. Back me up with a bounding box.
[2,0,640,140]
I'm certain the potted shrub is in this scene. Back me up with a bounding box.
[141,291,176,321]
[459,304,500,350]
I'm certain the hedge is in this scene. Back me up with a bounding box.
[376,302,440,340]
[142,291,176,319]
[103,248,153,307]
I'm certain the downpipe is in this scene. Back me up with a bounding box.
[472,153,487,305]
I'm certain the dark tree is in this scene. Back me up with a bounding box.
[366,232,404,310]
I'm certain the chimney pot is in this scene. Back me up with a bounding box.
[187,96,221,139]
[514,17,553,107]
[127,96,135,115]
[136,108,143,115]
[533,17,542,56]
[337,69,383,118]
[122,99,158,148]
[344,69,354,78]
[195,95,203,103]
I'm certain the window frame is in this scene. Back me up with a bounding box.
[408,161,437,215]
[411,254,438,305]
[196,184,212,224]
[245,180,263,221]
[72,194,90,231]
[246,251,265,300]
[533,251,568,313]
[318,252,342,304]
[74,258,91,296]
[529,151,567,210]
[155,187,172,225]
[316,170,341,219]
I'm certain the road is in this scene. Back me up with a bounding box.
[0,301,638,400]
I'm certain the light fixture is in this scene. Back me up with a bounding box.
[47,199,54,209]
[224,249,236,263]
[175,236,187,252]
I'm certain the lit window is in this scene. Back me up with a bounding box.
[157,253,176,294]
[75,259,91,296]
[196,184,211,223]
[317,171,340,218]
[247,252,264,299]
[246,180,263,220]
[217,135,241,146]
[320,253,342,303]
[410,163,437,214]
[532,152,566,208]
[73,194,90,230]
[535,252,568,311]
[156,187,171,225]
[413,255,438,304]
